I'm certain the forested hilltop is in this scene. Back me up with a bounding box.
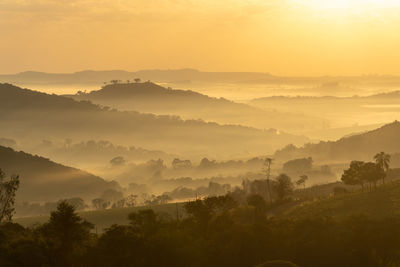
[69,81,326,133]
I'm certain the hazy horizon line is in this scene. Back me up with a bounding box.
[1,68,400,78]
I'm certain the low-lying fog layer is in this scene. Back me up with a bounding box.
[1,72,400,218]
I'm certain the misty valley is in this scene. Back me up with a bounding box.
[1,71,400,266]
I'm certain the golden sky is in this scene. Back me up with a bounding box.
[1,0,400,75]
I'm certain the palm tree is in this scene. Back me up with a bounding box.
[374,152,391,184]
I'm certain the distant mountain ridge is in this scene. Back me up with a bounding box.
[251,90,400,102]
[0,69,275,85]
[2,69,400,85]
[249,90,400,140]
[0,145,119,202]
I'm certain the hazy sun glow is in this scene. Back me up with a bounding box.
[293,0,400,12]
[1,0,400,75]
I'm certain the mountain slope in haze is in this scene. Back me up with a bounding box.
[69,82,327,133]
[250,92,400,140]
[31,139,177,170]
[0,145,119,202]
[274,121,400,164]
[250,91,400,111]
[0,83,308,158]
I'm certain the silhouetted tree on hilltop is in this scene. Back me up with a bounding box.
[342,160,385,191]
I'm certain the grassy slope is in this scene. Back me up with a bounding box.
[284,181,400,220]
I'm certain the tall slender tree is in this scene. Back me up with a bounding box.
[0,169,19,223]
[263,158,273,203]
[374,152,391,184]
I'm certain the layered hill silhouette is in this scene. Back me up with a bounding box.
[251,91,400,107]
[0,83,308,158]
[274,121,400,163]
[0,69,275,84]
[250,92,400,140]
[69,82,326,132]
[0,145,119,202]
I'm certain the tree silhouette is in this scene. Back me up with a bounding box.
[263,158,273,203]
[92,198,110,210]
[342,160,385,191]
[247,194,267,216]
[374,152,391,184]
[296,175,308,190]
[341,161,365,190]
[0,169,19,223]
[274,174,294,202]
[134,78,141,83]
[362,162,385,190]
[39,201,93,266]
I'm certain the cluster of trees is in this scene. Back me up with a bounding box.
[281,157,334,185]
[107,78,142,85]
[170,157,265,173]
[16,189,135,217]
[241,173,297,204]
[165,181,231,200]
[341,152,391,191]
[3,196,400,266]
[283,157,313,174]
[120,157,265,188]
[91,189,173,210]
[34,138,173,170]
